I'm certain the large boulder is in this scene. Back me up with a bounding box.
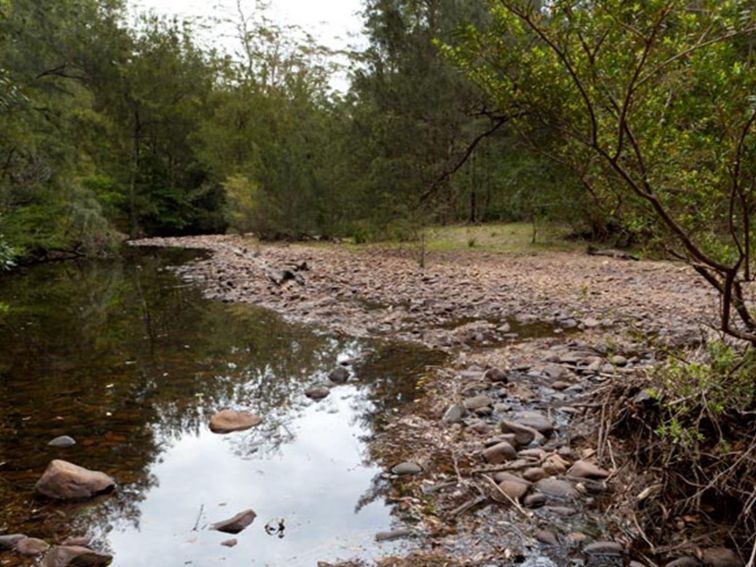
[209,409,262,434]
[35,460,115,500]
[42,546,113,567]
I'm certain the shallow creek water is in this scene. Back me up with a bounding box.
[0,248,444,566]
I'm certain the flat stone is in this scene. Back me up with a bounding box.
[220,538,238,548]
[0,534,26,550]
[211,509,257,534]
[535,478,578,499]
[328,367,349,383]
[304,386,330,400]
[48,436,76,448]
[500,421,536,446]
[441,404,465,424]
[374,528,412,542]
[495,479,529,501]
[35,460,115,500]
[482,441,517,464]
[16,537,50,556]
[209,410,262,433]
[463,394,493,410]
[511,411,555,435]
[484,368,508,382]
[41,546,113,567]
[61,536,90,548]
[584,541,624,556]
[568,460,610,479]
[392,462,422,476]
[702,548,743,567]
[523,467,546,482]
[535,529,558,545]
[523,493,547,508]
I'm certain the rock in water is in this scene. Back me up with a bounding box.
[41,546,113,567]
[305,386,330,400]
[0,534,26,550]
[48,436,76,448]
[209,410,262,434]
[16,537,50,556]
[211,509,257,534]
[328,367,350,383]
[35,460,115,500]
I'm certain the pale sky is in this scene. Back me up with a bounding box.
[130,0,366,53]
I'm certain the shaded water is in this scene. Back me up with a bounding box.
[0,248,444,565]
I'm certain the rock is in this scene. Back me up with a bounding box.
[611,355,628,366]
[48,436,76,448]
[584,541,624,556]
[523,493,547,508]
[305,386,330,400]
[441,404,465,424]
[0,534,26,550]
[328,367,349,383]
[463,394,493,411]
[496,480,529,501]
[16,537,50,556]
[542,454,569,476]
[211,509,257,534]
[482,441,517,464]
[582,317,601,328]
[374,528,412,542]
[701,548,743,567]
[61,537,90,548]
[567,532,588,544]
[209,409,262,433]
[665,558,701,567]
[41,546,113,567]
[493,471,531,485]
[500,421,536,446]
[523,467,546,482]
[535,529,559,545]
[511,411,555,435]
[220,538,238,548]
[392,462,422,476]
[35,460,115,500]
[568,460,610,479]
[551,381,572,391]
[484,368,508,383]
[534,478,578,499]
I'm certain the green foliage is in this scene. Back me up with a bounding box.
[652,342,756,448]
[0,234,17,270]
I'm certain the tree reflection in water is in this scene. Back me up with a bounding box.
[0,247,444,565]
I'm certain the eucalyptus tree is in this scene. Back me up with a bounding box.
[446,0,756,343]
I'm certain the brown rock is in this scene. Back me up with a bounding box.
[484,368,508,382]
[0,534,26,550]
[41,546,113,567]
[463,394,493,410]
[495,480,529,501]
[701,548,743,567]
[535,529,558,545]
[482,441,517,464]
[512,411,555,434]
[209,410,262,434]
[568,460,610,479]
[534,478,578,499]
[305,386,330,400]
[523,467,546,482]
[220,538,238,548]
[500,421,536,446]
[211,509,257,534]
[16,537,50,556]
[35,460,115,500]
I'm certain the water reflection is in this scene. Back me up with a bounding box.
[0,248,444,565]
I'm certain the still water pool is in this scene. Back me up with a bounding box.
[0,248,444,566]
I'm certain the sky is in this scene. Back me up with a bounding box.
[129,0,366,55]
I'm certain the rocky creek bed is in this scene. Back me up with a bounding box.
[0,237,746,567]
[120,235,746,567]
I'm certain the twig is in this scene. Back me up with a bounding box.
[192,504,204,531]
[746,536,756,567]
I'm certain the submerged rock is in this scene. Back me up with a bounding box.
[305,386,330,400]
[209,410,262,434]
[48,436,76,448]
[211,509,257,534]
[35,460,115,500]
[41,546,113,567]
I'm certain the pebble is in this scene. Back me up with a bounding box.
[611,355,628,366]
[328,367,350,383]
[463,394,493,410]
[495,479,529,501]
[15,537,49,556]
[211,509,257,534]
[702,548,743,567]
[441,404,465,424]
[305,386,330,400]
[523,493,547,508]
[664,558,701,567]
[220,538,238,548]
[584,541,624,555]
[522,467,546,482]
[567,460,610,479]
[375,528,412,542]
[500,421,536,446]
[484,368,508,382]
[511,411,555,435]
[48,436,76,448]
[482,441,517,464]
[392,462,422,476]
[535,529,559,545]
[534,478,578,499]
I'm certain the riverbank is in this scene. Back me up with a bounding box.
[129,235,744,567]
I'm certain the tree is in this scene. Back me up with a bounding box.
[445,0,756,343]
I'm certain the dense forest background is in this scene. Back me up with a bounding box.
[0,0,597,264]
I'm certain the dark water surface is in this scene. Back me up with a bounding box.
[0,248,444,566]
